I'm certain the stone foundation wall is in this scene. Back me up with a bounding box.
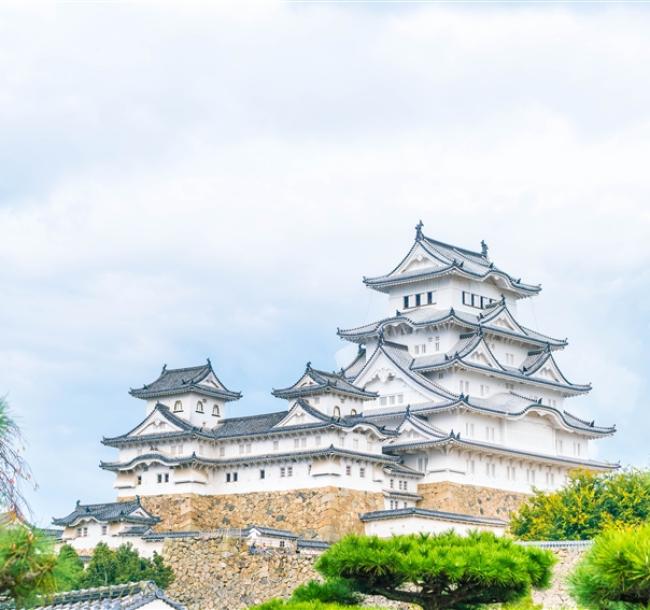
[163,537,588,610]
[163,536,319,610]
[417,481,529,519]
[140,487,385,541]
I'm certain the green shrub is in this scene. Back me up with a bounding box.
[511,469,650,541]
[315,531,554,610]
[291,579,360,605]
[81,542,173,589]
[569,522,650,609]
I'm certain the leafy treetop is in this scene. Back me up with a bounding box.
[315,532,554,610]
[569,522,650,609]
[510,469,650,541]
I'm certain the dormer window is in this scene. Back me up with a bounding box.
[196,401,204,413]
[212,404,220,417]
[350,409,357,416]
[173,401,183,412]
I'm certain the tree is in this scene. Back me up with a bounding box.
[53,544,84,592]
[81,543,173,589]
[510,469,650,541]
[250,602,386,610]
[315,532,554,610]
[0,398,33,518]
[0,524,81,606]
[290,579,361,605]
[569,522,650,609]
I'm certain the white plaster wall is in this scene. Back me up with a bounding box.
[364,515,505,537]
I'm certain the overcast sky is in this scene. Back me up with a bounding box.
[1,3,649,525]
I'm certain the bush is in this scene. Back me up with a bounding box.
[510,469,650,541]
[80,542,173,589]
[291,579,361,605]
[315,532,554,610]
[569,522,650,609]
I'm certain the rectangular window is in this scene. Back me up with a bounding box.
[280,467,286,477]
[226,472,231,482]
[353,438,359,449]
[101,525,107,535]
[294,439,300,449]
[219,446,225,456]
[415,294,421,306]
[435,336,440,351]
[301,438,307,448]
[414,345,420,355]
[397,394,404,404]
[233,472,238,482]
[403,295,409,309]
[556,439,563,454]
[427,291,434,304]
[345,465,352,476]
[137,475,142,485]
[273,440,279,450]
[164,473,169,483]
[83,527,88,537]
[76,527,82,537]
[389,478,394,488]
[315,435,322,446]
[287,466,293,477]
[246,443,252,453]
[359,467,366,478]
[157,474,162,483]
[389,395,396,405]
[260,469,266,479]
[380,397,387,406]
[462,291,470,305]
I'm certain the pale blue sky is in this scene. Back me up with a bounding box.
[0,3,648,525]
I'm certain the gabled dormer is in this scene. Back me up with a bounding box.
[272,362,377,417]
[129,359,242,427]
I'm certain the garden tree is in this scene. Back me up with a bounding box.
[0,524,81,606]
[315,532,554,610]
[0,398,33,519]
[569,522,650,609]
[81,543,173,589]
[290,579,361,605]
[510,469,650,541]
[53,544,84,592]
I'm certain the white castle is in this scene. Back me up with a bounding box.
[54,224,616,550]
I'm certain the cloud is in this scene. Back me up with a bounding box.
[0,2,648,522]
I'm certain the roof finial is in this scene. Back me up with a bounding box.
[206,357,212,369]
[481,240,489,258]
[161,363,167,374]
[415,220,424,241]
[305,361,312,372]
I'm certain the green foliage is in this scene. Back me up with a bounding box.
[291,578,361,605]
[315,531,554,610]
[569,522,650,609]
[53,544,84,592]
[0,524,65,606]
[510,469,650,541]
[80,543,173,589]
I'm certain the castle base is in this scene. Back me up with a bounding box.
[129,482,529,541]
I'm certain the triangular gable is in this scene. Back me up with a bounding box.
[126,407,187,439]
[272,401,329,428]
[526,353,570,385]
[197,370,228,392]
[460,336,505,371]
[387,242,450,278]
[395,417,445,442]
[354,348,442,403]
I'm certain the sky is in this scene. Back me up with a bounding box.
[0,2,649,525]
